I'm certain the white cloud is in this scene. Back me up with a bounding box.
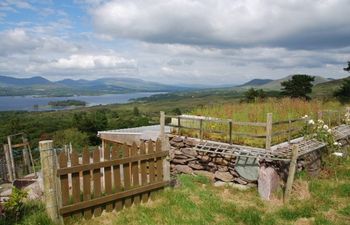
[91,0,350,49]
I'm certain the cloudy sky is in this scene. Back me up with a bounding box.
[0,0,350,85]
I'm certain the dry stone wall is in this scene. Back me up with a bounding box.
[169,136,257,187]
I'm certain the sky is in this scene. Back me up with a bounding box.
[0,0,350,86]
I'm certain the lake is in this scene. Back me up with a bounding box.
[0,92,164,111]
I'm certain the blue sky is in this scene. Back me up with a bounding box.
[0,0,350,85]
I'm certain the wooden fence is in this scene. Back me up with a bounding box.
[52,139,169,222]
[165,108,350,149]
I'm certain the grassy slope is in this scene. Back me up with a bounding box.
[70,151,350,225]
[312,76,350,99]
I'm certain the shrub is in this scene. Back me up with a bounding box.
[2,188,28,224]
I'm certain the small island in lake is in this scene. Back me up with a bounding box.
[48,100,87,107]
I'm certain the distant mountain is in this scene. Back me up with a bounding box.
[258,75,330,91]
[0,75,190,96]
[238,79,273,87]
[312,76,350,97]
[0,75,52,87]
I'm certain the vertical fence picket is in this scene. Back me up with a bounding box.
[71,151,82,218]
[58,152,69,220]
[122,144,132,207]
[131,142,141,204]
[111,146,123,211]
[93,148,102,217]
[148,140,156,199]
[82,148,92,219]
[155,139,164,181]
[104,146,113,212]
[139,141,149,203]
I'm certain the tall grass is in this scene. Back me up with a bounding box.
[185,98,346,147]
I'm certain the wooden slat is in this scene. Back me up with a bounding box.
[57,151,168,176]
[82,148,92,219]
[139,142,149,203]
[231,132,266,138]
[58,152,69,206]
[104,146,113,212]
[71,151,82,218]
[148,141,156,184]
[131,143,140,205]
[122,144,132,207]
[92,148,102,217]
[155,139,163,182]
[11,142,29,148]
[111,146,123,211]
[59,181,169,215]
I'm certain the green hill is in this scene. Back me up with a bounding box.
[312,76,350,98]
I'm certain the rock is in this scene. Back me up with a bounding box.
[214,181,227,187]
[229,169,239,177]
[217,165,228,172]
[194,170,215,181]
[174,150,183,155]
[215,171,234,182]
[172,142,185,148]
[213,157,228,166]
[175,165,193,174]
[235,156,259,181]
[188,162,205,170]
[172,159,187,164]
[258,166,280,200]
[184,138,197,147]
[199,155,210,162]
[234,177,248,185]
[182,148,198,157]
[174,154,191,159]
[172,136,184,142]
[228,183,251,191]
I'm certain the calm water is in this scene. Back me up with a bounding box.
[0,92,163,111]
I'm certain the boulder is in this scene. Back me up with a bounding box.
[258,166,280,200]
[215,171,234,182]
[172,159,187,164]
[194,170,215,181]
[214,181,227,187]
[199,155,210,162]
[175,165,193,174]
[174,150,183,155]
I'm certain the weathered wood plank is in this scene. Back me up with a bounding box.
[58,152,69,206]
[155,139,163,182]
[71,151,82,218]
[92,148,102,217]
[131,143,140,205]
[148,141,156,184]
[122,144,132,207]
[139,142,149,203]
[111,146,123,211]
[82,148,92,219]
[104,146,113,212]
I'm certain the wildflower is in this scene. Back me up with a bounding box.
[317,119,324,124]
[323,125,329,130]
[327,129,332,133]
[302,115,308,119]
[308,119,315,125]
[333,142,341,146]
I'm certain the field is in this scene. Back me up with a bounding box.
[13,151,349,225]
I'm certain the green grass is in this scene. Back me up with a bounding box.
[71,151,350,225]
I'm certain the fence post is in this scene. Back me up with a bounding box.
[284,145,299,203]
[265,113,273,150]
[228,120,232,145]
[7,136,16,180]
[160,112,170,182]
[199,119,203,141]
[177,116,181,135]
[3,144,14,182]
[39,140,61,224]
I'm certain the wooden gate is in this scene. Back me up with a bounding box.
[56,139,169,220]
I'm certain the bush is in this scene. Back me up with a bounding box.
[2,188,28,224]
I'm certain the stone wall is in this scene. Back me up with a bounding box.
[169,136,258,187]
